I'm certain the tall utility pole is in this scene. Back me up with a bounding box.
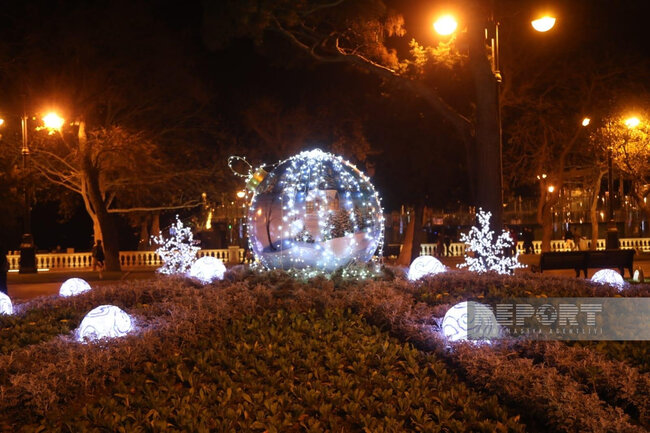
[19,110,37,273]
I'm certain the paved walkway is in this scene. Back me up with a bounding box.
[5,255,650,301]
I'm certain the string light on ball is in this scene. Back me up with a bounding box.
[591,269,626,290]
[238,149,384,275]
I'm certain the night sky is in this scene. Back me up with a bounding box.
[1,0,648,251]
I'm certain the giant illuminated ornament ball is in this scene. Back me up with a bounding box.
[408,255,446,280]
[0,292,12,315]
[247,149,384,272]
[591,269,625,290]
[59,278,92,297]
[76,305,134,342]
[188,256,226,284]
[441,301,500,343]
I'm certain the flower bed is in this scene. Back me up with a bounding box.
[1,269,648,432]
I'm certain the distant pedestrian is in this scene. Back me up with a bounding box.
[436,235,444,258]
[0,245,8,295]
[443,234,451,257]
[92,240,105,278]
[523,227,534,254]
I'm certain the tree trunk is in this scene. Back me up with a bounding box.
[537,183,558,252]
[468,17,502,234]
[397,209,415,267]
[78,121,122,272]
[589,171,605,250]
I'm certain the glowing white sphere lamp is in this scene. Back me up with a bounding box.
[188,256,226,284]
[0,292,12,315]
[591,269,625,290]
[408,255,446,280]
[441,301,499,343]
[59,278,92,297]
[76,305,134,342]
[531,16,556,32]
[433,15,458,36]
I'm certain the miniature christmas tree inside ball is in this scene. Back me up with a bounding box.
[248,149,384,272]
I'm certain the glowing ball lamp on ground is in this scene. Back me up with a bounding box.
[188,256,226,284]
[591,269,625,290]
[441,301,500,343]
[0,292,12,315]
[76,305,134,342]
[408,255,446,280]
[59,278,92,297]
[248,149,384,272]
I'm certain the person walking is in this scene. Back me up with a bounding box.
[92,239,105,278]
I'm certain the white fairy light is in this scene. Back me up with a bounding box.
[0,292,12,315]
[591,269,625,290]
[188,256,226,284]
[152,215,200,275]
[408,255,446,280]
[457,209,525,274]
[246,149,384,274]
[441,301,500,343]
[59,278,92,297]
[76,305,134,342]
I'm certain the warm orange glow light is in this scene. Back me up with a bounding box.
[42,112,64,130]
[0,118,4,126]
[547,185,555,193]
[433,15,458,36]
[531,16,556,32]
[582,117,591,126]
[236,190,246,198]
[625,117,640,128]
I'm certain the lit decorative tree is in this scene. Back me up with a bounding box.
[458,209,525,274]
[152,216,200,275]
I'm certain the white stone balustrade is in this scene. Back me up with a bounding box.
[6,248,244,271]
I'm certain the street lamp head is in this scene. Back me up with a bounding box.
[531,16,556,32]
[0,118,4,127]
[547,185,555,193]
[624,117,640,129]
[582,117,591,127]
[42,112,64,131]
[433,14,458,36]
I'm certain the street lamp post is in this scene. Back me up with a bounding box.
[19,112,37,273]
[433,10,555,230]
[606,142,618,249]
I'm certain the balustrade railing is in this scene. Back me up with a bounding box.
[6,248,245,271]
[5,238,649,271]
[420,237,650,257]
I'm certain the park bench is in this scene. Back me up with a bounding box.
[539,249,635,278]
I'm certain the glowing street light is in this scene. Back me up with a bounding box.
[547,185,555,193]
[582,117,591,127]
[42,112,64,131]
[625,116,640,129]
[531,16,556,32]
[433,15,458,36]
